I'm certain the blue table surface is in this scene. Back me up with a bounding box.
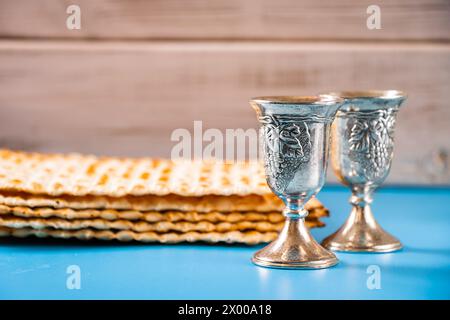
[1,186,449,300]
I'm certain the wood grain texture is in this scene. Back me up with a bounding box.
[0,40,449,184]
[0,0,449,41]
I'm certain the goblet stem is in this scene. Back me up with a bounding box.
[322,186,402,252]
[282,198,309,219]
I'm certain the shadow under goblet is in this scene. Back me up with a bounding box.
[321,90,407,253]
[250,95,343,269]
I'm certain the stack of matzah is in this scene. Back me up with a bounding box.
[0,149,329,244]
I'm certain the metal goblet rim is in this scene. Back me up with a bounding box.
[326,89,407,100]
[250,95,343,106]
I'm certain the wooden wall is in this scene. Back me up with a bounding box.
[0,0,449,184]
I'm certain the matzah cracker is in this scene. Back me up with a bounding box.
[0,226,278,244]
[0,149,271,197]
[0,191,296,212]
[0,204,328,222]
[0,215,323,233]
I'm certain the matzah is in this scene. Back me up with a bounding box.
[0,215,323,233]
[0,226,278,244]
[0,204,328,222]
[0,149,270,197]
[0,149,330,244]
[0,192,289,212]
[0,149,324,212]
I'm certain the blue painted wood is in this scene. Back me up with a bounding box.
[1,186,449,299]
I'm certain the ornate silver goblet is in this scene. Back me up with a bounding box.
[250,95,343,269]
[321,90,407,253]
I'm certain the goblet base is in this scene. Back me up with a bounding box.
[251,255,338,269]
[251,218,338,269]
[322,240,402,253]
[321,205,402,253]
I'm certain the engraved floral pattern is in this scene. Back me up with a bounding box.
[348,109,397,180]
[259,115,311,193]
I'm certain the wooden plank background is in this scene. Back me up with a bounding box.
[0,0,449,41]
[0,1,449,184]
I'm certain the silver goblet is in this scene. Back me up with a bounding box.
[322,90,407,253]
[250,95,343,269]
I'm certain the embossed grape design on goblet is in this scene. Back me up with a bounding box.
[250,95,343,269]
[321,90,407,253]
